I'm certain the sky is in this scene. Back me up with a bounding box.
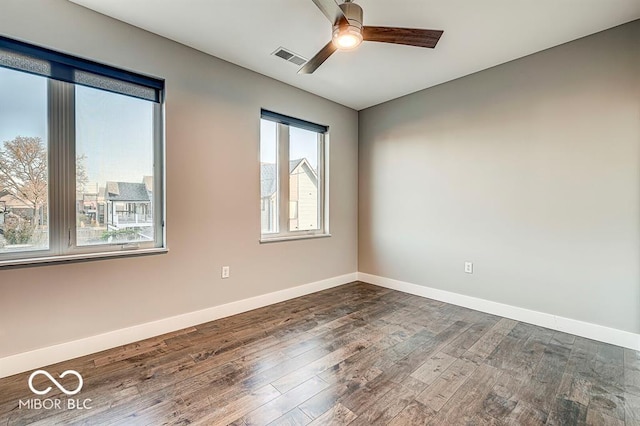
[0,67,47,145]
[76,85,153,187]
[260,119,319,169]
[0,67,154,189]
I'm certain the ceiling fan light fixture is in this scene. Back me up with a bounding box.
[332,26,363,50]
[301,0,443,74]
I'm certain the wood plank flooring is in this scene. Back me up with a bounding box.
[1,282,639,425]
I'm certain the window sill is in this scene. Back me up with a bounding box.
[0,247,168,269]
[260,234,331,244]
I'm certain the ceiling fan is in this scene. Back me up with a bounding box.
[299,0,444,74]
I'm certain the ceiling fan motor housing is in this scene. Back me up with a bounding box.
[332,2,364,49]
[338,2,363,29]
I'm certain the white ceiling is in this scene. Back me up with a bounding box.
[69,0,640,110]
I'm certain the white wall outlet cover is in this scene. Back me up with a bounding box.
[464,262,473,274]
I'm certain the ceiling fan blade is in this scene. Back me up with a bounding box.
[311,0,348,25]
[362,26,444,48]
[298,41,337,74]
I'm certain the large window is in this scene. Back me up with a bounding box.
[260,110,328,241]
[0,36,164,266]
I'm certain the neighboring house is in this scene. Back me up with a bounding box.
[142,176,153,193]
[261,158,318,233]
[105,180,153,230]
[260,164,277,233]
[0,189,38,222]
[78,182,104,226]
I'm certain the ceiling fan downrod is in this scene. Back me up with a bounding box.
[332,1,363,50]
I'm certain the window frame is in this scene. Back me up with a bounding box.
[260,110,330,243]
[0,36,166,267]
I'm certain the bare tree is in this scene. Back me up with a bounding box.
[0,136,47,226]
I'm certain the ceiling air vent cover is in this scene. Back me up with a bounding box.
[272,47,307,66]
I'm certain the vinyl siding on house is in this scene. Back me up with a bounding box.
[292,164,318,231]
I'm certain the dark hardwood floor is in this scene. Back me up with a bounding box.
[1,282,639,425]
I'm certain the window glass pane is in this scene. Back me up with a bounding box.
[260,119,278,234]
[75,86,154,246]
[0,67,49,253]
[289,126,319,231]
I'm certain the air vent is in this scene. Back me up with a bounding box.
[272,47,307,67]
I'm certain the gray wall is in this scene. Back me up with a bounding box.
[359,21,640,333]
[0,0,358,358]
[1,1,637,362]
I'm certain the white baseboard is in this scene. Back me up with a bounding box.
[358,272,640,351]
[4,271,637,379]
[0,272,357,379]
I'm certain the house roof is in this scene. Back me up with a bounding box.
[0,192,32,209]
[105,182,150,202]
[260,159,309,198]
[288,159,304,174]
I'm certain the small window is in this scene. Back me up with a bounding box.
[0,35,164,266]
[260,110,328,241]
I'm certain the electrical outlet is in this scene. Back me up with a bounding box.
[221,266,230,279]
[464,262,473,274]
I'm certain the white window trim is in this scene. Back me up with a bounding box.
[260,120,329,243]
